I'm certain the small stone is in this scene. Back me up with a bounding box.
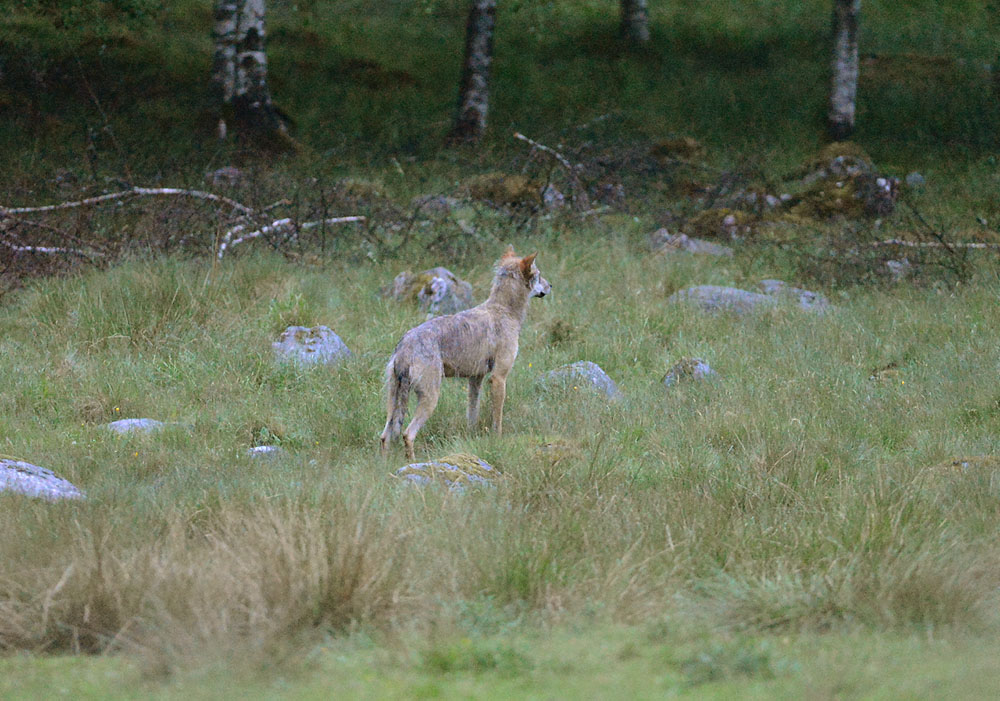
[1,458,84,501]
[106,418,166,434]
[886,258,913,282]
[272,325,352,366]
[247,445,284,459]
[540,361,622,400]
[663,357,717,387]
[905,172,926,187]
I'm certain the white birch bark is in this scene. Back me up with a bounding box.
[211,0,285,137]
[620,0,650,46]
[828,0,861,140]
[448,0,496,143]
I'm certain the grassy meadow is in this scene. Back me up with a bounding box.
[1,242,1000,696]
[2,0,1000,697]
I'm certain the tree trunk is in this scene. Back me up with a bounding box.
[447,0,496,144]
[828,0,861,141]
[620,0,650,46]
[211,0,286,139]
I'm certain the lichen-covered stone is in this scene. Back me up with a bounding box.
[790,143,899,219]
[649,229,734,257]
[387,267,474,317]
[540,361,623,400]
[663,357,718,387]
[272,325,352,365]
[0,457,84,501]
[395,453,499,492]
[684,208,758,241]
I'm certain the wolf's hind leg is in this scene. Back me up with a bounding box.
[403,382,441,460]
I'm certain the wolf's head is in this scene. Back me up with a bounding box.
[500,245,550,298]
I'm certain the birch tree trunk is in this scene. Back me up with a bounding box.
[828,0,861,140]
[447,0,496,144]
[620,0,650,46]
[211,0,286,139]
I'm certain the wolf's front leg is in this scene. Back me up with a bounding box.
[467,375,484,429]
[490,373,507,437]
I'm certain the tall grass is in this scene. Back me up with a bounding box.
[1,242,999,668]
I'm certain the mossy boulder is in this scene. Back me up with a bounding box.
[387,267,474,317]
[650,137,705,162]
[663,357,718,387]
[395,453,499,492]
[683,208,758,241]
[797,141,874,184]
[789,173,900,220]
[465,173,543,206]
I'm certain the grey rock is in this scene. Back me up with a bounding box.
[757,279,830,311]
[540,361,623,400]
[650,229,734,257]
[395,454,498,493]
[663,357,718,387]
[905,171,926,187]
[668,285,778,315]
[106,418,166,434]
[273,325,352,366]
[0,458,84,501]
[669,282,829,315]
[388,267,474,317]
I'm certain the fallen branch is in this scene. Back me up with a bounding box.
[0,238,104,258]
[0,187,254,216]
[872,239,1000,249]
[513,131,590,210]
[217,216,366,259]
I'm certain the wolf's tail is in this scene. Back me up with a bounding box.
[381,358,410,446]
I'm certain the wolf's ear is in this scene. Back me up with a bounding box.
[520,252,537,276]
[501,244,517,260]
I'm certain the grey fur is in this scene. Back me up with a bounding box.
[380,247,550,459]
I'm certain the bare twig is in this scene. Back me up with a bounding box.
[513,131,590,211]
[217,216,365,259]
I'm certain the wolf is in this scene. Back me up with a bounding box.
[380,246,551,459]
